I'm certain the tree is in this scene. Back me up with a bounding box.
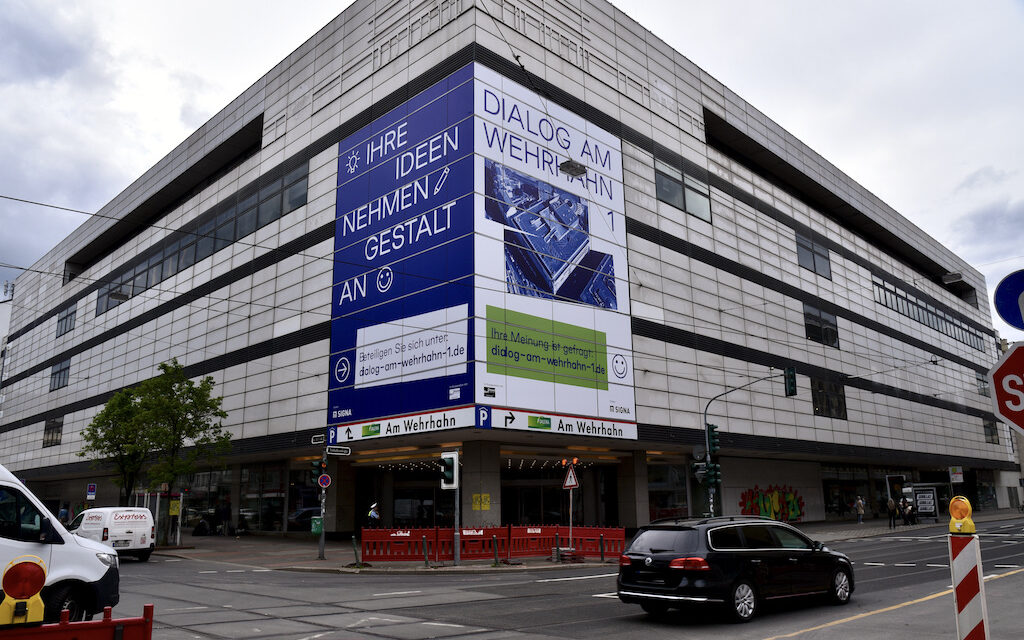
[137,359,230,544]
[79,389,153,506]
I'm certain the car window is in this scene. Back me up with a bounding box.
[772,526,811,549]
[740,525,779,549]
[67,513,85,531]
[0,486,43,542]
[628,528,699,553]
[708,526,743,549]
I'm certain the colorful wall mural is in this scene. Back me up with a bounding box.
[738,484,805,521]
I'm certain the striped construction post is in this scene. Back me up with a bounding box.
[948,534,989,640]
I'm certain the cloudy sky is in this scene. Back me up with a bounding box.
[2,0,1022,341]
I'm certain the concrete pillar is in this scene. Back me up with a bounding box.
[327,458,356,533]
[460,441,501,527]
[379,471,394,528]
[582,467,599,525]
[617,451,649,528]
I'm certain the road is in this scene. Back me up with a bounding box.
[115,517,1024,639]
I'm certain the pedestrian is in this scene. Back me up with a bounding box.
[367,502,381,528]
[900,497,911,526]
[887,497,897,529]
[855,496,865,524]
[57,502,69,525]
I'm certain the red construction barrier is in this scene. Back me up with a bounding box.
[10,604,154,639]
[362,526,624,562]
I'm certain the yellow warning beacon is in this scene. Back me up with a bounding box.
[948,496,975,534]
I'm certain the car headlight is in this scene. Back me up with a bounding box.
[96,552,119,569]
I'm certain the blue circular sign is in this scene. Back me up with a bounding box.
[994,270,1024,330]
[317,474,332,489]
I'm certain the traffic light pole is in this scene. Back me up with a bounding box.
[702,371,784,516]
[318,449,327,561]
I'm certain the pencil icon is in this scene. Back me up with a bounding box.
[433,166,450,194]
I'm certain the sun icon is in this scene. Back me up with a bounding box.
[346,153,360,174]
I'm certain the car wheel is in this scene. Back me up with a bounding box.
[44,585,91,622]
[830,568,852,605]
[728,580,757,622]
[137,550,152,562]
[641,601,669,616]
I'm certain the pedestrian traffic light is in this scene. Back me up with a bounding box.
[784,366,797,397]
[691,462,706,481]
[707,423,720,454]
[440,451,459,490]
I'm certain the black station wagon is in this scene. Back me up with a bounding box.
[617,516,853,622]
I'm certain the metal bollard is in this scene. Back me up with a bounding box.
[493,534,499,566]
[423,535,429,568]
[555,533,561,562]
[600,534,605,562]
[351,536,362,569]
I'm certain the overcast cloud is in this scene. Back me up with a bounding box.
[2,0,1022,342]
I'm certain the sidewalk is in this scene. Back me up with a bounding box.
[153,509,1022,573]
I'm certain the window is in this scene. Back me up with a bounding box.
[811,377,847,419]
[771,527,810,549]
[983,419,999,445]
[803,303,839,348]
[740,525,777,549]
[654,160,712,223]
[871,277,986,351]
[50,359,71,391]
[56,305,76,337]
[709,526,743,549]
[0,487,45,542]
[43,417,63,447]
[977,372,990,397]
[795,232,831,279]
[94,162,308,316]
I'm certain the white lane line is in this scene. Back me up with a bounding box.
[995,564,1020,568]
[894,563,916,567]
[198,570,217,574]
[373,590,422,596]
[252,569,272,572]
[164,606,210,612]
[226,570,246,573]
[999,524,1015,529]
[593,592,618,598]
[164,559,182,562]
[927,564,948,568]
[536,573,618,583]
[423,623,464,628]
[862,562,886,566]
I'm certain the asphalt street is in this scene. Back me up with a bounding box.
[109,516,1024,639]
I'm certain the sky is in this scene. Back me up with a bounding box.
[1,0,1022,342]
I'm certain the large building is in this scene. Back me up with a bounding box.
[1,0,1016,535]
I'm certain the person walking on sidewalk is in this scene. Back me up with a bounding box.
[855,496,865,524]
[887,497,898,529]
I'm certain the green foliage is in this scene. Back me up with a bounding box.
[79,388,152,506]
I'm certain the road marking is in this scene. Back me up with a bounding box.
[536,573,617,582]
[373,590,422,596]
[762,567,1024,640]
[198,570,217,574]
[593,592,618,598]
[345,617,407,628]
[164,559,182,562]
[999,524,1015,529]
[926,564,948,568]
[995,564,1019,568]
[862,562,885,566]
[253,569,272,572]
[423,623,463,628]
[226,569,246,573]
[164,606,209,612]
[893,563,916,567]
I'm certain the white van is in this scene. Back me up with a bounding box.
[0,464,119,623]
[68,507,155,562]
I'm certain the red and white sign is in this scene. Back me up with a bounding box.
[988,343,1024,436]
[563,465,579,490]
[948,535,990,640]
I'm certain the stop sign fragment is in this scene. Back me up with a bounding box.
[988,343,1024,437]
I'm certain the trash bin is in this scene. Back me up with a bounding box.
[311,516,323,535]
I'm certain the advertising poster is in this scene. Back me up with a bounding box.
[473,66,636,432]
[329,64,636,442]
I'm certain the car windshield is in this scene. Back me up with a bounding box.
[628,527,698,554]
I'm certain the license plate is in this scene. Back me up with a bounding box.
[112,540,129,548]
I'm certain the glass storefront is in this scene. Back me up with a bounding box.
[648,464,688,521]
[240,463,285,532]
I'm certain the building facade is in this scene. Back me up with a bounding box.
[1,0,1016,535]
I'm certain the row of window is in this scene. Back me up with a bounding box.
[872,277,986,352]
[654,160,712,223]
[94,164,308,317]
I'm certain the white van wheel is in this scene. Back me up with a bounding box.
[44,585,90,622]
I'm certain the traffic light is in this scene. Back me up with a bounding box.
[704,463,721,485]
[784,366,797,397]
[707,423,720,455]
[691,461,706,481]
[310,459,326,483]
[440,451,459,490]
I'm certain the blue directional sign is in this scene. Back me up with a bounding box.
[994,269,1024,330]
[328,64,475,426]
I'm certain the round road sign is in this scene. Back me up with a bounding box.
[317,473,332,489]
[993,270,1024,330]
[988,342,1024,436]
